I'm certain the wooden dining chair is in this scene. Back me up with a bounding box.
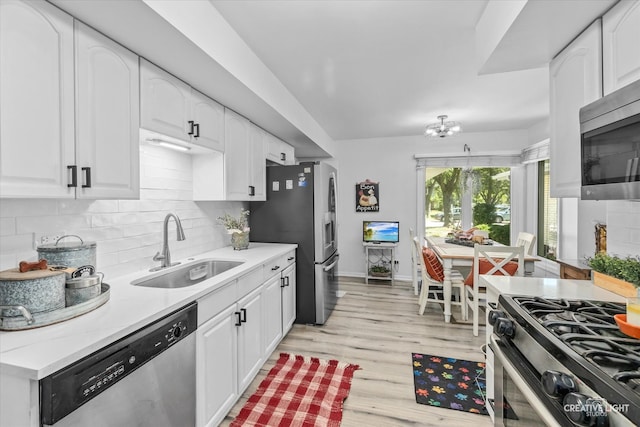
[409,227,420,296]
[516,231,537,255]
[465,244,525,336]
[413,237,466,318]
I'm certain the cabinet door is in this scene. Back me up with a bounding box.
[140,59,191,141]
[237,286,264,393]
[196,305,238,427]
[75,21,139,199]
[224,109,251,200]
[262,274,283,356]
[191,89,225,152]
[281,142,295,165]
[549,20,602,198]
[281,264,296,334]
[603,0,640,95]
[0,0,75,198]
[249,124,266,201]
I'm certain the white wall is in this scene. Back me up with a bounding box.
[607,200,640,257]
[334,130,530,280]
[0,146,246,279]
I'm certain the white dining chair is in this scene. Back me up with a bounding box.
[413,237,466,318]
[465,244,524,336]
[516,232,537,255]
[409,227,421,296]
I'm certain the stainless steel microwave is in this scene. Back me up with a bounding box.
[579,79,640,200]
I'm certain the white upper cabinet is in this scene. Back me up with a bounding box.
[75,21,139,199]
[249,125,267,200]
[0,0,139,199]
[549,20,602,198]
[266,133,295,165]
[603,0,640,95]
[191,89,225,152]
[140,59,224,152]
[140,59,191,141]
[224,109,252,200]
[223,109,267,201]
[0,0,75,198]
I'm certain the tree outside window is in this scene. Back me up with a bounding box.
[426,167,511,244]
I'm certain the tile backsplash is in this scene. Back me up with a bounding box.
[606,200,640,257]
[0,144,246,279]
[0,198,245,279]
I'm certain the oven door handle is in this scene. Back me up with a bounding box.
[490,335,561,427]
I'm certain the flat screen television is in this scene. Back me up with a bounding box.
[363,221,400,244]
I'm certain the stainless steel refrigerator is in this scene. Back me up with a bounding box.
[250,162,339,325]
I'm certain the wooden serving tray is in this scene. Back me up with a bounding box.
[0,284,110,331]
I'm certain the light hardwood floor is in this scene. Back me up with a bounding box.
[221,277,492,427]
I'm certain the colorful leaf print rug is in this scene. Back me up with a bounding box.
[411,353,489,415]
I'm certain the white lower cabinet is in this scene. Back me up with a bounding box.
[281,263,296,334]
[237,287,265,392]
[196,255,296,427]
[263,274,284,357]
[197,304,238,427]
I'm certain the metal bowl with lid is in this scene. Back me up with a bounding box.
[65,273,103,306]
[37,235,97,270]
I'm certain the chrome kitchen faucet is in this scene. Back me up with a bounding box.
[151,213,186,271]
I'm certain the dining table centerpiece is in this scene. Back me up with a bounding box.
[218,209,250,250]
[587,252,640,297]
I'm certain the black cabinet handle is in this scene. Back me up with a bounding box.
[287,256,295,261]
[81,167,91,188]
[249,186,255,196]
[280,152,286,161]
[281,277,286,288]
[283,276,290,287]
[235,311,242,326]
[240,308,247,323]
[188,120,195,136]
[67,165,77,188]
[271,265,280,271]
[193,123,200,138]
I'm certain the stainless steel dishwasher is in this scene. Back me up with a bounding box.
[40,302,197,426]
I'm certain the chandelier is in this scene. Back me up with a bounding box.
[424,115,462,138]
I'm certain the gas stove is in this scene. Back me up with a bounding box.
[490,295,639,426]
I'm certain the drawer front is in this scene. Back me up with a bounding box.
[264,250,296,280]
[198,280,237,326]
[264,256,285,280]
[283,250,296,268]
[237,266,264,297]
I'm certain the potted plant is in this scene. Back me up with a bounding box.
[217,209,250,250]
[369,265,391,277]
[586,253,640,297]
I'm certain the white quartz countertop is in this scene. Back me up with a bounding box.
[481,275,628,303]
[0,243,296,380]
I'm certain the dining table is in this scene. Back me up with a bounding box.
[425,236,538,323]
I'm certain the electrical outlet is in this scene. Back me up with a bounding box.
[394,260,399,265]
[33,232,65,249]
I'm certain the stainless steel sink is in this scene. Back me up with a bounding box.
[131,259,244,289]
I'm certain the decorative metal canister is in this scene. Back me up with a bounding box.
[37,235,97,270]
[0,268,66,317]
[65,273,103,306]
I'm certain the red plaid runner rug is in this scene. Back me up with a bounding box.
[230,353,361,426]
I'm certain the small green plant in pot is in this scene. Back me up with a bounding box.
[586,252,640,297]
[370,265,391,277]
[218,209,250,250]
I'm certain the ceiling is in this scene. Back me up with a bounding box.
[211,0,616,141]
[49,0,617,156]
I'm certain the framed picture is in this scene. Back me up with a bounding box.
[356,180,379,212]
